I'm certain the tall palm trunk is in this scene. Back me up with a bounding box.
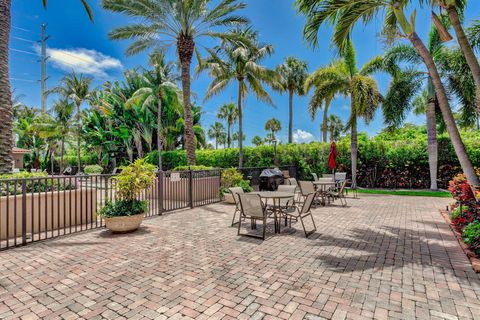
[350,115,358,188]
[446,6,480,112]
[157,97,162,170]
[322,97,331,143]
[409,32,479,185]
[288,88,293,143]
[237,79,244,168]
[178,35,196,165]
[426,96,438,190]
[227,122,231,148]
[0,0,13,173]
[76,103,82,173]
[60,134,65,174]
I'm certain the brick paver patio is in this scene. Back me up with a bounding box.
[1,194,479,320]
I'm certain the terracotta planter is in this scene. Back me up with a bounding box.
[223,193,235,204]
[104,213,144,233]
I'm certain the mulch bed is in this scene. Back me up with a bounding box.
[440,210,480,273]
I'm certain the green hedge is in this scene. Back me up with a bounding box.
[146,128,480,189]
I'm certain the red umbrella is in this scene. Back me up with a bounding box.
[328,142,337,172]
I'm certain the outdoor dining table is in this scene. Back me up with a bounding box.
[313,181,337,205]
[250,191,295,233]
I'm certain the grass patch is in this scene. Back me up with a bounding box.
[356,189,451,198]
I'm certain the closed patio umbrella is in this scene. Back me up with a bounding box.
[328,142,337,173]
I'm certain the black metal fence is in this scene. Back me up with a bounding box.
[0,169,222,251]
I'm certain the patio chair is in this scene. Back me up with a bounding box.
[327,180,348,207]
[237,194,268,240]
[311,173,319,181]
[277,185,297,208]
[283,193,317,237]
[298,181,318,204]
[334,172,347,182]
[322,174,334,180]
[286,178,302,202]
[229,187,244,226]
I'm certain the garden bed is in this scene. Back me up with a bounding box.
[440,209,480,273]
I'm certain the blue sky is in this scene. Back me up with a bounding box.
[9,0,480,145]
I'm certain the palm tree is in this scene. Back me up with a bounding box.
[252,135,264,146]
[49,73,92,173]
[197,27,279,167]
[217,103,238,148]
[276,57,308,143]
[52,99,75,173]
[426,1,480,112]
[0,0,92,173]
[127,51,181,170]
[328,114,343,142]
[102,0,248,165]
[232,132,245,148]
[295,0,479,186]
[304,41,382,186]
[208,122,226,149]
[264,118,282,141]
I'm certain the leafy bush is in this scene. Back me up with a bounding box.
[448,173,480,229]
[0,171,75,196]
[172,165,214,171]
[99,158,156,218]
[462,221,480,255]
[220,168,253,194]
[84,165,104,175]
[145,126,480,189]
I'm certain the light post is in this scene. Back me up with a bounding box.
[273,138,278,165]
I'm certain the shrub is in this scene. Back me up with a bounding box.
[220,168,253,194]
[84,165,104,175]
[448,173,480,229]
[462,221,480,255]
[99,158,156,218]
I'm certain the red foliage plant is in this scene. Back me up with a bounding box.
[449,173,480,230]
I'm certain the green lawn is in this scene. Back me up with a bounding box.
[356,189,451,198]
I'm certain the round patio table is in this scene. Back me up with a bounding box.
[313,181,337,205]
[250,191,295,233]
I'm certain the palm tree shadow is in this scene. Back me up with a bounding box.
[312,225,480,281]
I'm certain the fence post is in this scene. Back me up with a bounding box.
[21,180,27,245]
[188,170,194,209]
[158,171,163,215]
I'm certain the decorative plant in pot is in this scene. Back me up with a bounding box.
[99,159,156,233]
[220,168,253,203]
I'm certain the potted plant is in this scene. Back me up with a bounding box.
[99,159,156,233]
[220,168,253,203]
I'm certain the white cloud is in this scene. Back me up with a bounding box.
[45,47,122,77]
[293,129,315,144]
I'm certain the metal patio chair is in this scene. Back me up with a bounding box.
[237,194,269,240]
[283,192,317,237]
[229,187,244,226]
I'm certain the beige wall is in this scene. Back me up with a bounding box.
[13,154,23,169]
[147,176,221,202]
[0,189,97,240]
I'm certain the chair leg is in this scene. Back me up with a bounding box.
[300,213,316,238]
[231,209,238,226]
[262,217,266,240]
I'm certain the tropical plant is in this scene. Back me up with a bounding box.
[328,114,343,142]
[275,57,308,143]
[49,73,92,173]
[208,122,226,149]
[84,164,104,175]
[232,131,245,148]
[217,102,238,148]
[103,0,248,165]
[127,51,181,169]
[264,118,281,140]
[295,0,479,186]
[304,40,382,186]
[220,167,252,194]
[197,27,278,167]
[0,0,92,173]
[252,135,264,146]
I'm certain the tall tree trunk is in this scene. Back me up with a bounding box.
[50,150,54,174]
[409,32,479,185]
[178,36,196,165]
[288,88,293,143]
[157,97,162,170]
[76,103,82,174]
[426,90,438,190]
[238,79,244,168]
[447,6,480,113]
[0,0,13,173]
[227,122,231,148]
[322,97,331,143]
[60,134,65,174]
[350,115,358,188]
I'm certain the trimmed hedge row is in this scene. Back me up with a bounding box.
[147,129,480,189]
